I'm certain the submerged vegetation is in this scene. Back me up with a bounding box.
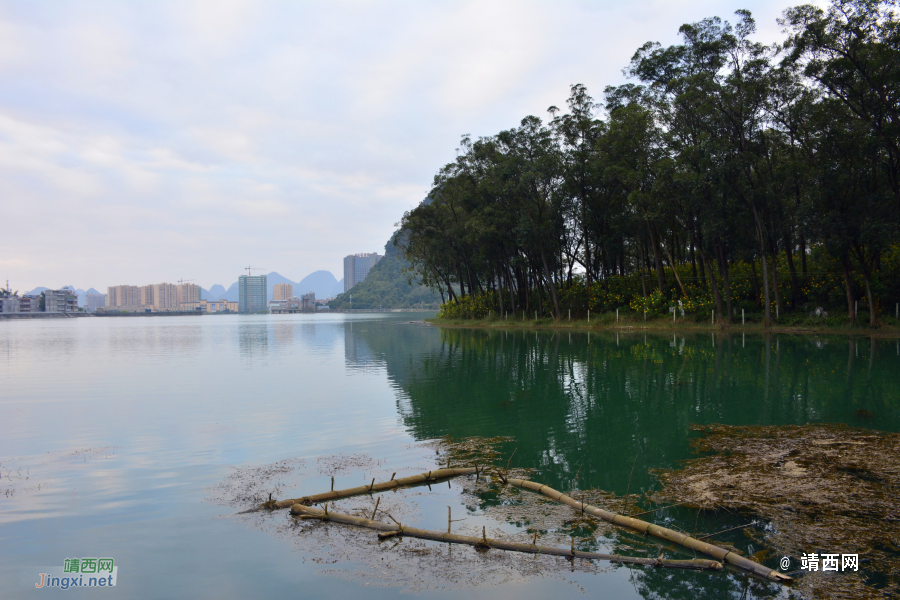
[397,0,900,328]
[653,424,900,599]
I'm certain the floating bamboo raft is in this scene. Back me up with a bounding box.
[290,504,722,571]
[271,467,478,509]
[507,478,790,583]
[251,464,787,583]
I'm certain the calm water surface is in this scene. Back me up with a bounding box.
[2,314,899,598]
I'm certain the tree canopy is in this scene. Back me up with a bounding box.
[396,0,900,327]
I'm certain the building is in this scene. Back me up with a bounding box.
[85,293,107,312]
[301,291,316,311]
[206,299,238,313]
[273,283,293,301]
[108,285,141,308]
[19,295,39,312]
[182,300,238,313]
[44,289,78,313]
[176,283,201,306]
[140,285,155,307]
[343,253,382,292]
[0,296,20,313]
[238,274,267,313]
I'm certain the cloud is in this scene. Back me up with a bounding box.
[0,0,806,290]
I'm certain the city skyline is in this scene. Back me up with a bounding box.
[0,0,795,291]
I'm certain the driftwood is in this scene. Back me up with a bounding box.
[264,467,478,510]
[506,478,790,583]
[290,504,722,571]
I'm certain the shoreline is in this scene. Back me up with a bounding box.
[428,317,900,338]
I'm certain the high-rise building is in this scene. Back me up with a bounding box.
[108,285,141,307]
[273,283,293,301]
[152,283,178,310]
[140,285,154,307]
[85,293,107,312]
[343,253,382,292]
[238,274,267,313]
[176,283,201,306]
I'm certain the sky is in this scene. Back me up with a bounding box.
[0,0,810,292]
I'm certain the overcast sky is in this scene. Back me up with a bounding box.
[1,0,807,292]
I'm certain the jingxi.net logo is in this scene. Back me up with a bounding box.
[33,558,117,589]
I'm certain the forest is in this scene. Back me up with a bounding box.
[396,0,900,327]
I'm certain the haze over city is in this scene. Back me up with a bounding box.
[1,0,796,292]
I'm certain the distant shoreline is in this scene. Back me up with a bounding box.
[428,317,900,338]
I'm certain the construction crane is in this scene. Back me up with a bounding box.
[177,279,196,285]
[245,266,267,275]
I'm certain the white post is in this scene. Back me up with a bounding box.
[616,308,619,323]
[776,304,779,318]
[535,311,537,321]
[742,308,745,325]
[644,310,646,321]
[568,309,571,321]
[712,310,715,325]
[673,308,675,323]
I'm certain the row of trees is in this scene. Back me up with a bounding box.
[397,0,900,326]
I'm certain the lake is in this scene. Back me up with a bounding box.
[2,313,898,598]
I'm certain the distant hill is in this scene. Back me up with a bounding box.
[23,285,100,307]
[212,270,340,303]
[328,234,440,310]
[203,284,227,300]
[330,279,344,298]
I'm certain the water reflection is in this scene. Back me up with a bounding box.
[238,322,269,363]
[348,326,900,497]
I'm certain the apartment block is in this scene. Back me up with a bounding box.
[44,289,77,313]
[238,274,267,313]
[177,283,201,305]
[343,253,381,292]
[273,283,293,301]
[152,283,178,310]
[108,285,141,307]
[85,293,108,312]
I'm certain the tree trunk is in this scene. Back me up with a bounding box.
[646,221,666,294]
[799,232,807,276]
[539,247,561,319]
[661,241,688,298]
[842,257,856,320]
[784,233,802,308]
[770,251,782,318]
[750,204,772,326]
[698,246,723,323]
[750,259,761,309]
[715,240,732,323]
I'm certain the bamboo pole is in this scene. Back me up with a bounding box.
[290,504,722,571]
[506,478,789,583]
[268,467,478,509]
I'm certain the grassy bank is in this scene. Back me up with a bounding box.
[429,311,900,337]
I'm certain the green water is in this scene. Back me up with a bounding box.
[374,326,900,496]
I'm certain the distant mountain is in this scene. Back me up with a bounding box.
[22,285,99,307]
[330,279,344,298]
[203,284,227,300]
[295,270,338,298]
[221,282,239,302]
[215,270,340,303]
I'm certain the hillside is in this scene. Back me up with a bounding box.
[328,237,440,309]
